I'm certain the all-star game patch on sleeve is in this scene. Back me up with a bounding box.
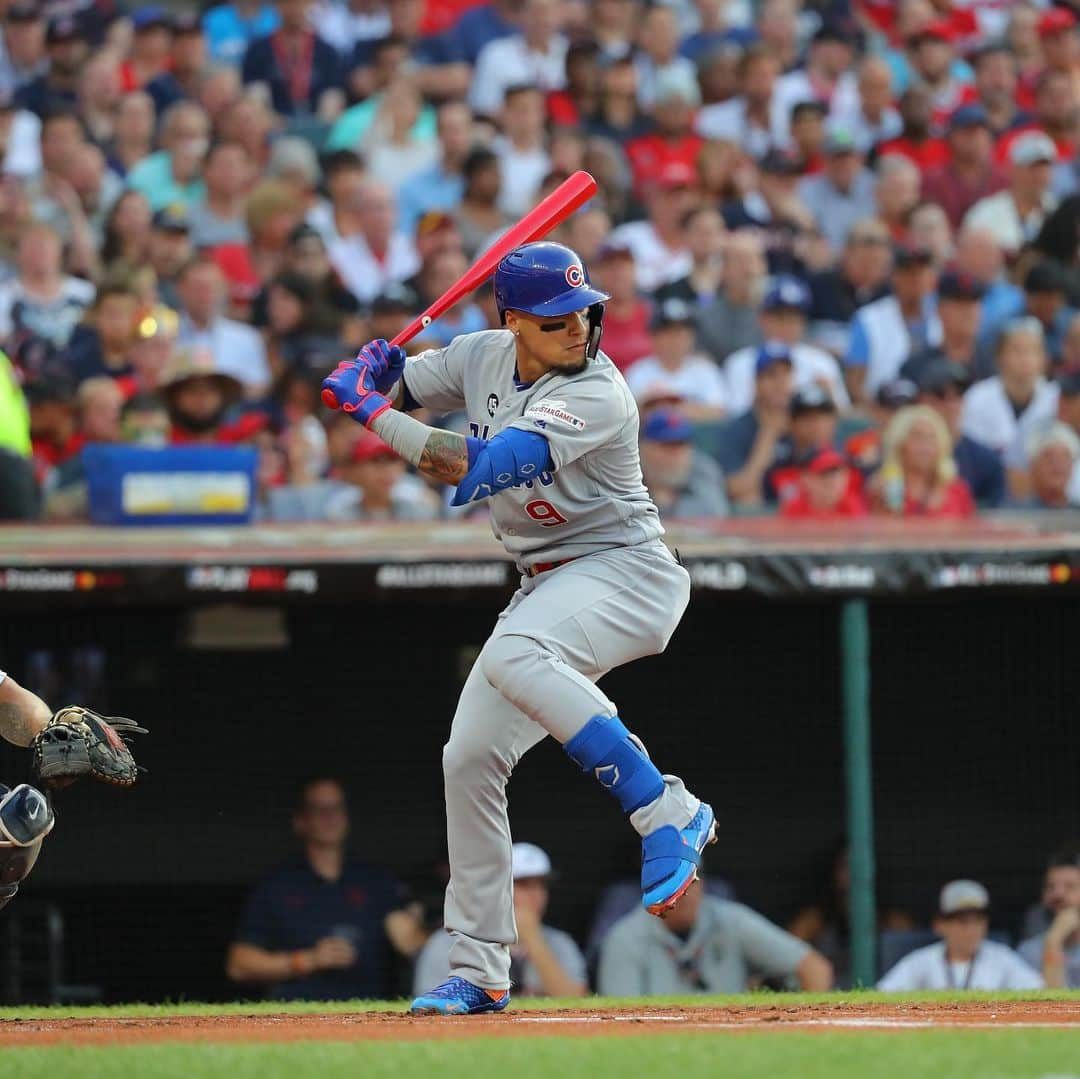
[508,375,633,471]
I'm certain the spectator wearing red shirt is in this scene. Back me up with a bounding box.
[871,404,976,517]
[877,85,950,171]
[589,242,652,373]
[782,447,868,519]
[625,69,704,203]
[921,105,1009,230]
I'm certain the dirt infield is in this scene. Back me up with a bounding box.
[2,1000,1076,1047]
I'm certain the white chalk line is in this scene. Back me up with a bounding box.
[511,1015,1078,1030]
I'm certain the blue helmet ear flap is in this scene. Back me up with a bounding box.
[587,303,605,359]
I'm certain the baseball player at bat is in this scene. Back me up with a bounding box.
[322,241,714,1016]
[0,668,145,912]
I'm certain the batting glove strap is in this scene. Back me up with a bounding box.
[322,361,394,427]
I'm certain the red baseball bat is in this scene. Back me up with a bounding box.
[322,170,598,409]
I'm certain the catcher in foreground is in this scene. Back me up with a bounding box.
[0,667,145,912]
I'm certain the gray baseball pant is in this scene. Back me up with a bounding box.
[439,539,701,990]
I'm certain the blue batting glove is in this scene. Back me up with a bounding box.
[357,339,407,394]
[322,360,394,426]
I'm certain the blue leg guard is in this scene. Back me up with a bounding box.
[563,715,664,815]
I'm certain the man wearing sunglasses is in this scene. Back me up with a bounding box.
[323,240,714,1016]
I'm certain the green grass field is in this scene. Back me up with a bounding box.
[2,992,1078,1079]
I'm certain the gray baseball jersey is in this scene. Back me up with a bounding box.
[597,897,812,996]
[402,329,664,568]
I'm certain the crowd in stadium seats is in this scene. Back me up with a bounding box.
[2,0,1080,522]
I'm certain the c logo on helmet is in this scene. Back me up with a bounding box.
[565,264,585,288]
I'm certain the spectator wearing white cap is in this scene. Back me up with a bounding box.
[963,131,1059,255]
[878,881,1044,991]
[1006,422,1080,508]
[412,843,587,998]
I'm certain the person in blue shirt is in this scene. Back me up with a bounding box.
[226,776,412,1000]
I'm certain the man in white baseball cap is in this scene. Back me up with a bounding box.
[878,880,1044,991]
[412,843,587,998]
[963,130,1059,254]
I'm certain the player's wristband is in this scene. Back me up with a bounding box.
[290,951,312,977]
[370,408,436,468]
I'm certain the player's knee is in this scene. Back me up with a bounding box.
[479,633,538,701]
[442,737,512,783]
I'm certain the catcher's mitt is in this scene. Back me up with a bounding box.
[30,706,147,789]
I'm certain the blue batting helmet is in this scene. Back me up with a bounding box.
[493,242,609,322]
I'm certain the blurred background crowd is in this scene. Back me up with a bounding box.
[2,0,1080,523]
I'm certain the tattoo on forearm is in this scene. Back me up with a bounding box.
[419,430,470,484]
[0,702,37,747]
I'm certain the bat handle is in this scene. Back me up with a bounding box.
[321,388,341,410]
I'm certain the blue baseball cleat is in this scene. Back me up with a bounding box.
[410,976,511,1016]
[641,802,717,917]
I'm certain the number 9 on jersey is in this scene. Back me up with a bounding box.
[525,500,568,527]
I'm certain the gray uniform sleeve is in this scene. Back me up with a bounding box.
[597,914,649,996]
[401,340,470,414]
[508,377,633,471]
[728,903,812,980]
